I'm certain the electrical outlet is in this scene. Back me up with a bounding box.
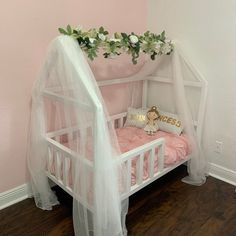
[215,141,223,154]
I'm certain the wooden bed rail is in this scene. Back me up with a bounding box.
[120,138,165,196]
[45,129,168,204]
[43,90,92,111]
[46,112,127,140]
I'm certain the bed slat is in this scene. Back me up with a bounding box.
[55,151,62,180]
[47,146,53,173]
[149,148,155,178]
[137,153,144,185]
[63,157,70,187]
[118,118,123,128]
[158,144,165,172]
[126,160,132,193]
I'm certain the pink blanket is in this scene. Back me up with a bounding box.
[50,127,190,187]
[117,127,190,164]
[116,127,191,185]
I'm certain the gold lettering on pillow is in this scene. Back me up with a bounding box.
[171,119,176,125]
[167,118,172,123]
[158,115,163,121]
[176,121,181,127]
[158,115,181,127]
[163,116,168,122]
[129,114,146,122]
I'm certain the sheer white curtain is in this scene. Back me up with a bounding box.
[28,36,128,236]
[125,45,207,186]
[172,47,207,185]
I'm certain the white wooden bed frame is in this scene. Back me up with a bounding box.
[43,53,208,205]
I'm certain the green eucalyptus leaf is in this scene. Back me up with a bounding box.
[121,33,128,39]
[67,25,72,35]
[58,28,68,35]
[114,32,119,38]
[160,31,166,41]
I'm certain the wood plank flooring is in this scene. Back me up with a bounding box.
[0,166,236,236]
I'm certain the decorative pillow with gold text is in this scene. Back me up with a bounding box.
[157,110,183,135]
[124,107,149,128]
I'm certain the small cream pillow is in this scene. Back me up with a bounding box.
[124,107,149,128]
[157,110,183,135]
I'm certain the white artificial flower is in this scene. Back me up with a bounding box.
[110,38,121,42]
[161,43,172,54]
[89,38,96,44]
[129,35,139,44]
[142,40,148,44]
[165,38,171,44]
[98,33,106,41]
[155,41,162,53]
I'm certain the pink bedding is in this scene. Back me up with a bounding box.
[116,127,191,185]
[50,127,190,187]
[117,127,190,164]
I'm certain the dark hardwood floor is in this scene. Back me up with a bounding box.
[1,166,236,236]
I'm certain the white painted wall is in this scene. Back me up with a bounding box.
[148,0,236,179]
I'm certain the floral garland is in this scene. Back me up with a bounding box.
[58,25,174,64]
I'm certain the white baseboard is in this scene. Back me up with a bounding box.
[208,163,236,186]
[0,183,32,210]
[1,163,235,210]
[0,180,56,211]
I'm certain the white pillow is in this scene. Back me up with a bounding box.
[124,107,149,128]
[157,110,183,135]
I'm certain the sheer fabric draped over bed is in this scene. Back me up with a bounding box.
[28,36,128,236]
[172,49,207,185]
[27,36,207,236]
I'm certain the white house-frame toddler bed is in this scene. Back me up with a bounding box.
[28,34,207,236]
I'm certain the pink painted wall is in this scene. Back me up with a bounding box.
[0,1,147,193]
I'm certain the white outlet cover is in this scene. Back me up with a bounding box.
[215,141,223,154]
